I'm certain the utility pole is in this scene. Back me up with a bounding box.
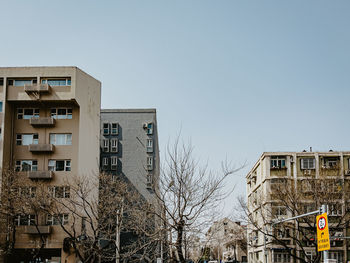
[320,204,329,263]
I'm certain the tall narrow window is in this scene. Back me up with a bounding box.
[102,140,109,152]
[103,123,109,135]
[147,157,153,171]
[0,101,3,112]
[146,139,153,153]
[102,157,108,167]
[111,156,117,170]
[111,123,118,135]
[111,139,118,152]
[147,123,153,135]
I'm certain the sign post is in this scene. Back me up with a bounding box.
[318,204,330,262]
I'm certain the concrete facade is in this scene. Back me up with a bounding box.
[0,67,101,262]
[246,151,350,263]
[100,109,159,201]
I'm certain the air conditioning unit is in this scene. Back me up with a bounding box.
[143,123,148,129]
[304,169,311,175]
[345,170,350,175]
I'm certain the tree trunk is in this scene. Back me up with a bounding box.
[176,221,186,263]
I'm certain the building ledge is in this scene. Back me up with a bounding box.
[24,225,51,234]
[28,171,53,179]
[30,117,55,127]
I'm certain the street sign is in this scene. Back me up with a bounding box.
[316,212,330,251]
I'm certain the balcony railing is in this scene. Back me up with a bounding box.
[24,83,51,93]
[30,117,55,127]
[29,144,54,152]
[27,171,53,179]
[24,225,51,234]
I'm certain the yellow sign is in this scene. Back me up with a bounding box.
[316,213,330,251]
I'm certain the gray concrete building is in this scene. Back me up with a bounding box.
[100,108,159,202]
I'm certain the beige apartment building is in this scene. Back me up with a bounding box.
[246,151,350,263]
[0,67,101,262]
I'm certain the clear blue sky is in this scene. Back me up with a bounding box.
[1,0,350,213]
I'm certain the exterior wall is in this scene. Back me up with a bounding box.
[246,151,350,263]
[0,67,101,263]
[100,109,159,201]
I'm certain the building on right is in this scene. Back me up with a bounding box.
[246,151,350,263]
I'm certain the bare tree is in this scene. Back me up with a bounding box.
[153,138,241,263]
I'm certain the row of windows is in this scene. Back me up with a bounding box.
[14,214,69,226]
[8,78,71,87]
[102,122,154,136]
[101,138,153,153]
[102,139,118,152]
[15,160,71,171]
[16,133,72,145]
[103,123,119,135]
[271,156,350,170]
[17,108,72,119]
[101,156,154,171]
[14,186,70,199]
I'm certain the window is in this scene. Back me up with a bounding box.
[50,134,72,145]
[273,252,291,263]
[103,123,109,135]
[111,123,118,135]
[147,156,153,171]
[46,214,68,225]
[146,139,153,153]
[102,157,108,166]
[111,156,117,170]
[51,108,72,119]
[102,139,109,152]
[10,79,36,87]
[147,174,153,184]
[41,78,71,86]
[272,206,287,216]
[147,123,153,135]
[271,156,286,169]
[300,158,315,169]
[0,101,2,112]
[15,160,38,171]
[323,157,339,168]
[16,134,38,145]
[17,186,36,198]
[0,78,3,86]
[111,139,118,152]
[329,204,343,216]
[14,214,36,226]
[48,160,71,171]
[48,186,70,198]
[17,108,40,119]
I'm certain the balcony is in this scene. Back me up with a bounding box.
[24,83,51,94]
[29,144,54,153]
[30,117,55,127]
[24,225,51,234]
[27,171,53,179]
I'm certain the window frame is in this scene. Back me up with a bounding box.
[111,123,118,135]
[41,78,71,86]
[51,108,73,119]
[300,158,316,170]
[17,108,40,119]
[15,214,36,226]
[102,139,109,152]
[49,133,72,145]
[16,133,39,145]
[15,160,38,171]
[147,123,153,135]
[103,123,110,135]
[270,156,286,169]
[46,214,69,225]
[111,156,117,170]
[146,139,153,153]
[110,139,118,152]
[48,160,71,171]
[147,156,153,171]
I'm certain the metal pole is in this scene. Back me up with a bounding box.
[321,204,328,263]
[116,210,120,263]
